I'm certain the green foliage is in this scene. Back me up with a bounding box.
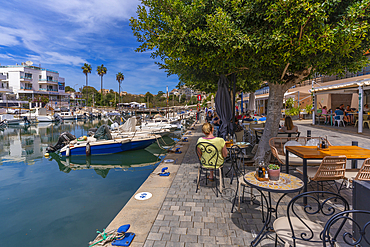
[81,63,92,75]
[97,64,107,77]
[33,95,49,104]
[65,86,75,92]
[285,98,295,109]
[286,106,301,116]
[130,0,370,89]
[305,104,313,114]
[268,164,280,170]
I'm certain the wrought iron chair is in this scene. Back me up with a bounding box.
[323,210,370,246]
[273,191,350,247]
[195,142,224,197]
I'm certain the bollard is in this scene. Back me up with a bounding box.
[307,130,311,138]
[352,141,358,169]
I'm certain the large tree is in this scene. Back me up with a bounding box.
[130,0,370,162]
[81,63,92,106]
[97,64,107,106]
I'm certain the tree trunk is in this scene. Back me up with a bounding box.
[101,76,103,106]
[254,82,287,163]
[254,67,312,164]
[86,74,88,107]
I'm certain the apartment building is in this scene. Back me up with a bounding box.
[0,62,69,107]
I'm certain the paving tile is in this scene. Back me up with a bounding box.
[147,232,163,241]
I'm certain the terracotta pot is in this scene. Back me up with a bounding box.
[268,168,280,181]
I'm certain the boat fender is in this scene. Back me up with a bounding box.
[66,146,70,157]
[86,143,91,156]
[175,148,182,154]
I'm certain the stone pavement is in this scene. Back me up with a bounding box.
[143,122,362,247]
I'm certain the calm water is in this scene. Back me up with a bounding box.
[0,120,178,247]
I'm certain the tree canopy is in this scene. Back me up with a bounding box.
[130,0,370,90]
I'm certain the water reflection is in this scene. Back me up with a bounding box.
[48,149,162,178]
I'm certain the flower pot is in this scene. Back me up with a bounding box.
[268,168,280,181]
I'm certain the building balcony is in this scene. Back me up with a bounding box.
[20,86,33,90]
[0,86,13,92]
[20,76,32,81]
[39,79,58,84]
[47,89,58,92]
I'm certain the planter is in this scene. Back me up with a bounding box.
[268,168,280,181]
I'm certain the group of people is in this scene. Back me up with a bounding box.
[319,103,370,125]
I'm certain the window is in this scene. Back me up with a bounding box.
[25,73,32,79]
[39,75,42,79]
[47,76,53,81]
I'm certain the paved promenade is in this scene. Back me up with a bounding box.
[144,125,257,247]
[142,121,364,247]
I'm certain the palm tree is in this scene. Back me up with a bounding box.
[116,72,124,108]
[81,63,92,106]
[97,64,107,106]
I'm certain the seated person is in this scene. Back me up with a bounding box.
[197,122,228,181]
[280,116,298,132]
[364,104,370,114]
[333,107,344,122]
[344,105,354,124]
[213,113,222,136]
[234,118,243,132]
[236,113,242,120]
[243,113,254,122]
[321,106,329,124]
[205,111,213,123]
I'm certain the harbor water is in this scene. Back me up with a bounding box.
[0,119,178,246]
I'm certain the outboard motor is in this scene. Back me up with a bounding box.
[47,132,76,153]
[54,113,63,122]
[23,116,31,125]
[87,127,98,137]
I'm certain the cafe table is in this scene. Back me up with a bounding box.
[226,143,250,184]
[285,146,370,202]
[243,171,303,247]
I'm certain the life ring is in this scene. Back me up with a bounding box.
[86,143,91,156]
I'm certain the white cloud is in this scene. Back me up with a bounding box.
[0,33,19,46]
[26,52,87,66]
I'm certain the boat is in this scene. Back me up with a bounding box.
[49,125,160,156]
[111,117,172,137]
[0,114,31,125]
[20,107,57,122]
[56,111,84,120]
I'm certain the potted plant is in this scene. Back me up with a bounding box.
[267,164,280,181]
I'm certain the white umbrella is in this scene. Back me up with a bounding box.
[249,92,256,113]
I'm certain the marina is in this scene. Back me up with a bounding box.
[0,115,194,247]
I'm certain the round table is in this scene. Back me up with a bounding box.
[243,171,303,247]
[226,144,250,184]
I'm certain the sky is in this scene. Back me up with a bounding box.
[0,0,179,95]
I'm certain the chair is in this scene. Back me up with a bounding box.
[333,115,345,127]
[343,158,370,187]
[296,156,346,193]
[269,137,327,172]
[195,142,224,197]
[235,130,244,142]
[355,114,370,129]
[322,210,370,247]
[273,191,350,247]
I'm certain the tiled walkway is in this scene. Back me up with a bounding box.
[143,123,359,247]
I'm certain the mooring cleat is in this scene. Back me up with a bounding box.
[111,232,135,246]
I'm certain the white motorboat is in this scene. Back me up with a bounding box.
[0,114,30,125]
[111,117,171,137]
[21,108,56,122]
[57,111,80,120]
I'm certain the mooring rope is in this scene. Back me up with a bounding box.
[88,228,124,247]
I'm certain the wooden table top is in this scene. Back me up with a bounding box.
[285,146,370,159]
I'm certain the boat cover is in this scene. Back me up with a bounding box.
[119,117,136,132]
[94,125,113,140]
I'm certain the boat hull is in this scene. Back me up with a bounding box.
[60,138,156,156]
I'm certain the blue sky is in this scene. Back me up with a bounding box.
[0,0,179,94]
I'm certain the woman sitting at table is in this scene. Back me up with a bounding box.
[364,104,370,114]
[197,122,228,181]
[321,106,329,124]
[280,116,298,132]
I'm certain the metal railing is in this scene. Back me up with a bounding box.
[39,79,58,83]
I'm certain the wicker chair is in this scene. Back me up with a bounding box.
[343,158,370,187]
[296,156,347,193]
[269,137,328,172]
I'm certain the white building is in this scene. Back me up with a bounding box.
[0,62,69,108]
